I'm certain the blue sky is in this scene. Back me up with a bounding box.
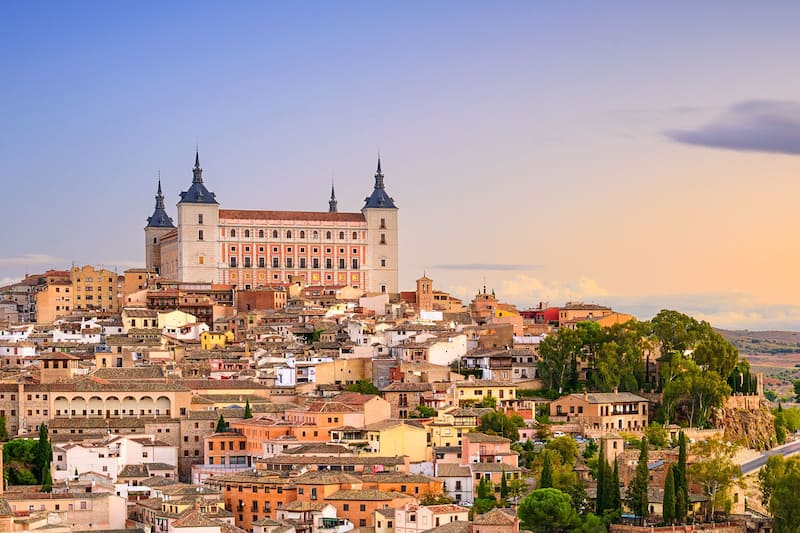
[2,2,800,329]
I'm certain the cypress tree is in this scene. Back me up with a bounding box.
[500,470,509,502]
[676,432,688,521]
[626,437,649,525]
[35,424,52,482]
[596,448,607,514]
[540,450,553,488]
[215,413,227,433]
[243,399,253,419]
[611,456,621,513]
[40,462,53,493]
[663,464,676,524]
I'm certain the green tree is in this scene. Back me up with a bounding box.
[500,470,509,502]
[645,422,669,448]
[576,513,606,533]
[538,328,583,393]
[243,399,253,419]
[0,416,8,442]
[758,455,800,533]
[410,405,436,418]
[545,435,579,466]
[40,461,52,493]
[215,413,227,433]
[345,380,380,395]
[473,476,497,515]
[595,441,607,515]
[419,492,455,505]
[34,424,51,482]
[662,464,676,525]
[518,488,581,533]
[480,396,498,408]
[477,411,524,442]
[675,432,688,522]
[626,437,649,525]
[540,450,553,488]
[688,439,740,522]
[611,458,621,513]
[794,380,800,402]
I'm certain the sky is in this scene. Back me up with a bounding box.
[1,1,800,329]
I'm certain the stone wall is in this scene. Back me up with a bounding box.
[611,523,745,533]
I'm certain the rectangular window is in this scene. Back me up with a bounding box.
[299,258,306,268]
[381,259,387,267]
[338,258,345,269]
[312,258,319,269]
[258,257,265,268]
[380,234,386,244]
[244,257,251,268]
[286,258,293,268]
[198,214,204,224]
[325,258,332,269]
[230,257,237,268]
[352,258,358,269]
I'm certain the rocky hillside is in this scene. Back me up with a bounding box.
[711,398,776,450]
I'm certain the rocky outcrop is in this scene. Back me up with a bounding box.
[710,397,776,451]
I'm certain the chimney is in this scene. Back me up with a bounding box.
[583,390,588,401]
[613,387,618,395]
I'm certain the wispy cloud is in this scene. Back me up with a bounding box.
[665,100,800,155]
[445,274,608,308]
[0,254,64,267]
[431,263,540,271]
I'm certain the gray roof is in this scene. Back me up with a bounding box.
[178,151,218,204]
[363,158,397,209]
[146,179,175,228]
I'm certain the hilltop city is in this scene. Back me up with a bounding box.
[0,153,792,533]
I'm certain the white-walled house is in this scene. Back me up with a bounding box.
[53,434,177,482]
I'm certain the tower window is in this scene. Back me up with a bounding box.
[244,230,250,238]
[339,231,345,239]
[380,218,386,229]
[272,230,278,238]
[153,237,157,244]
[230,229,236,237]
[381,284,387,293]
[300,230,305,238]
[259,229,264,238]
[286,230,292,239]
[198,256,205,265]
[381,259,387,267]
[326,231,332,239]
[198,230,204,241]
[313,231,319,239]
[198,214,203,224]
[380,234,386,244]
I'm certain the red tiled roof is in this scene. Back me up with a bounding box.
[220,209,366,223]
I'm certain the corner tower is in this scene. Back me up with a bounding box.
[144,177,175,274]
[362,156,399,294]
[176,150,220,283]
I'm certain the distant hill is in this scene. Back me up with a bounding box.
[717,329,800,356]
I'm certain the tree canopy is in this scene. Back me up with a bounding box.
[518,488,581,533]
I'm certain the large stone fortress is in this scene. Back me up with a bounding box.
[145,152,399,294]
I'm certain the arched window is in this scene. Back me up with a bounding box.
[339,231,345,240]
[300,230,305,239]
[244,230,250,238]
[352,232,357,240]
[286,230,292,239]
[258,230,264,238]
[313,231,319,239]
[230,229,236,237]
[326,231,332,239]
[271,230,277,238]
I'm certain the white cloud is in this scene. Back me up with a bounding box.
[0,254,64,267]
[445,274,609,309]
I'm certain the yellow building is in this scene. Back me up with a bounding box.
[451,377,517,407]
[157,309,198,330]
[331,419,429,462]
[314,358,370,386]
[71,265,120,312]
[35,281,73,323]
[426,407,485,448]
[200,330,234,350]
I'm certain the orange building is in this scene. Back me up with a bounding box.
[325,489,415,528]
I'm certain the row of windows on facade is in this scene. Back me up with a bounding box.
[226,257,361,269]
[198,229,389,245]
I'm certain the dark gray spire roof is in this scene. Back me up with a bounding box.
[329,180,338,213]
[363,156,397,209]
[146,177,176,228]
[178,149,218,204]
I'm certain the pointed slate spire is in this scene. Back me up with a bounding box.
[192,148,203,183]
[179,149,218,204]
[363,154,397,209]
[146,175,175,228]
[329,179,338,213]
